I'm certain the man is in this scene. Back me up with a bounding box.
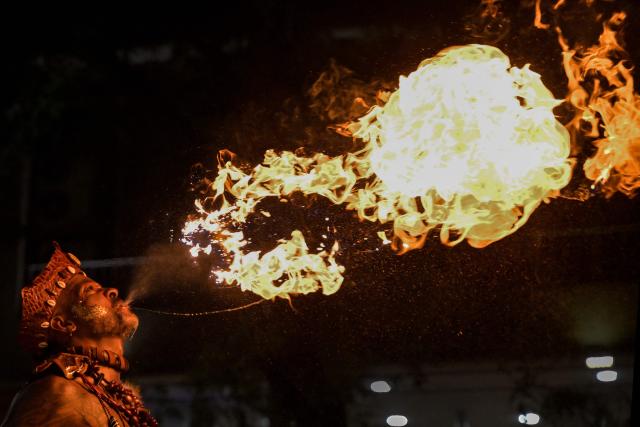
[1,243,157,427]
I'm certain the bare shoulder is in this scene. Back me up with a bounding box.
[2,375,108,427]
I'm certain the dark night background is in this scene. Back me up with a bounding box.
[1,1,639,426]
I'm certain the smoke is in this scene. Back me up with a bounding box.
[307,58,391,125]
[126,242,216,306]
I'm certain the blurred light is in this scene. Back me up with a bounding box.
[596,370,618,382]
[518,413,541,425]
[586,356,614,369]
[370,380,392,393]
[386,415,408,426]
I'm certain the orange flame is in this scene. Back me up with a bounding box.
[534,0,551,30]
[480,0,500,19]
[558,11,640,196]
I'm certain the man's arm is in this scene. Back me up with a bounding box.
[1,376,108,427]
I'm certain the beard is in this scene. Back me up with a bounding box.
[71,303,139,340]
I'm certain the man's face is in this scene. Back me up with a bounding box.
[63,276,139,340]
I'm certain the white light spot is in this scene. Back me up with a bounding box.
[586,356,614,369]
[370,380,391,393]
[386,415,408,426]
[518,413,540,425]
[596,370,618,382]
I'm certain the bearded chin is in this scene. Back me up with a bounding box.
[71,304,139,340]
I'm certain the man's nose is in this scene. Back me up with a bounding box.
[104,287,119,301]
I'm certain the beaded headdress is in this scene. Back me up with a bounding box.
[19,242,85,355]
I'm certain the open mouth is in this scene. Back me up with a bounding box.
[114,301,130,311]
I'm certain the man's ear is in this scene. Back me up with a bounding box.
[50,315,77,335]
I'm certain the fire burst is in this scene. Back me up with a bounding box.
[183,3,640,300]
[351,45,572,249]
[558,11,640,196]
[182,44,573,299]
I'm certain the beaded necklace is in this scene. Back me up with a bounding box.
[76,360,158,427]
[34,349,158,427]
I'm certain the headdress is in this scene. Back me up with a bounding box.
[19,242,85,355]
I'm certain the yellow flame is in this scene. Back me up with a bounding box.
[183,44,573,299]
[352,45,572,249]
[558,11,640,196]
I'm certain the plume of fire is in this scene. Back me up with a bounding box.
[182,44,573,299]
[182,158,346,300]
[350,45,572,249]
[560,11,640,196]
[534,1,640,197]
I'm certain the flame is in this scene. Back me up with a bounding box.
[478,0,501,20]
[351,44,572,249]
[534,0,551,30]
[181,155,349,300]
[557,11,640,196]
[183,44,573,299]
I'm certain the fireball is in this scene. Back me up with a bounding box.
[351,44,572,249]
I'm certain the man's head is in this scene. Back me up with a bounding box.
[49,275,139,346]
[19,243,138,357]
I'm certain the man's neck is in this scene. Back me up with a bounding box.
[69,336,125,382]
